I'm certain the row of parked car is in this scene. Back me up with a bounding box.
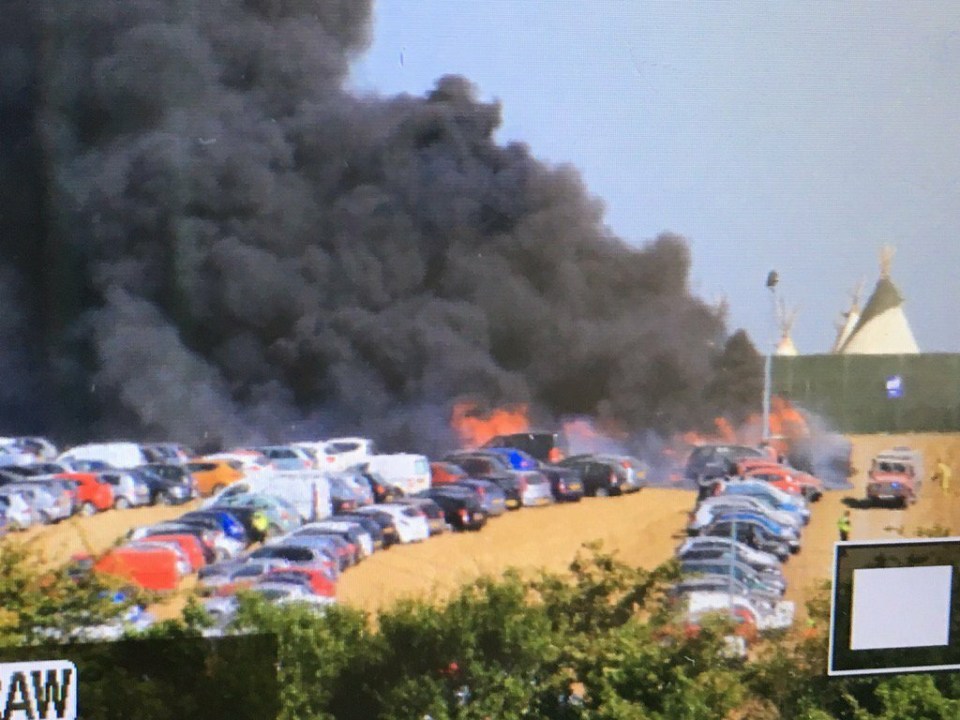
[669,449,829,641]
[48,438,655,628]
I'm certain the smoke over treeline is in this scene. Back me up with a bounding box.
[0,0,761,451]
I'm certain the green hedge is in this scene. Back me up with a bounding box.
[773,354,960,433]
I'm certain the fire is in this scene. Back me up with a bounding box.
[450,401,529,449]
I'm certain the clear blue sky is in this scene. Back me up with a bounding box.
[350,2,960,353]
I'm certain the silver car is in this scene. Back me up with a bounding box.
[518,471,554,507]
[98,471,151,509]
[0,483,66,524]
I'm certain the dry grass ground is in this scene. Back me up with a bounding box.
[10,433,960,621]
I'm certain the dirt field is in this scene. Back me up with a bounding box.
[10,433,960,621]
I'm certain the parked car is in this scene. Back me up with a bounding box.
[357,504,430,544]
[20,477,77,518]
[316,437,376,472]
[415,488,487,531]
[556,456,628,497]
[97,471,152,509]
[139,533,208,572]
[213,493,303,537]
[481,431,565,463]
[680,559,786,600]
[354,471,402,504]
[430,461,468,486]
[688,496,804,535]
[736,458,824,501]
[0,492,34,530]
[700,518,793,562]
[137,463,198,501]
[363,453,431,495]
[263,567,336,599]
[393,497,447,535]
[58,442,148,469]
[94,543,187,591]
[0,483,65,524]
[719,479,810,521]
[685,444,766,483]
[676,536,783,575]
[129,467,194,505]
[446,478,507,516]
[58,472,115,515]
[131,523,219,564]
[249,445,316,471]
[335,510,399,549]
[203,473,333,523]
[187,458,246,496]
[683,591,795,634]
[178,509,249,546]
[199,559,294,594]
[140,443,192,465]
[292,520,373,559]
[444,454,524,509]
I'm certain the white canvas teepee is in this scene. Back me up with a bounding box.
[838,248,919,355]
[831,279,863,353]
[775,299,799,356]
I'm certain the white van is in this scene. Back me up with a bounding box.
[203,470,332,522]
[363,454,430,495]
[58,442,147,469]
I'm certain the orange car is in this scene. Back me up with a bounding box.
[186,458,245,496]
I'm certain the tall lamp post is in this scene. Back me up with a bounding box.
[761,270,779,443]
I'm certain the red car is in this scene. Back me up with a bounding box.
[263,567,336,598]
[93,544,184,591]
[738,459,823,501]
[144,534,207,572]
[58,472,115,515]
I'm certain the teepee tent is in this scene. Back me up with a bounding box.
[775,299,799,356]
[831,280,863,353]
[838,249,918,355]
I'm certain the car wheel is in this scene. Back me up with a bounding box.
[114,497,131,510]
[211,483,225,496]
[595,487,609,498]
[39,511,55,526]
[80,502,96,517]
[157,491,173,506]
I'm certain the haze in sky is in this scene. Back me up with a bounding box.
[350,1,960,354]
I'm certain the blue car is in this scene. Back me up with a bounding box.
[481,447,540,471]
[179,509,249,544]
[709,510,800,552]
[722,481,810,522]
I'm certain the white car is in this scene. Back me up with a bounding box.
[316,438,375,472]
[689,496,803,534]
[293,520,374,558]
[0,492,35,530]
[685,591,795,632]
[357,503,429,544]
[675,536,782,573]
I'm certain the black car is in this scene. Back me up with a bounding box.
[684,445,765,483]
[444,454,523,509]
[416,488,487,531]
[537,464,584,502]
[354,471,403,504]
[130,466,195,505]
[556,456,627,497]
[481,431,565,463]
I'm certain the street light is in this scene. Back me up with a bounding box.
[761,270,779,443]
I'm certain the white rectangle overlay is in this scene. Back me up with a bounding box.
[0,660,77,720]
[851,565,953,650]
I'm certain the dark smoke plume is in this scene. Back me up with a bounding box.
[0,0,760,451]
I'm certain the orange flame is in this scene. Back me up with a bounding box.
[451,402,530,449]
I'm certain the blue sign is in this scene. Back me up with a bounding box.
[885,375,903,399]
